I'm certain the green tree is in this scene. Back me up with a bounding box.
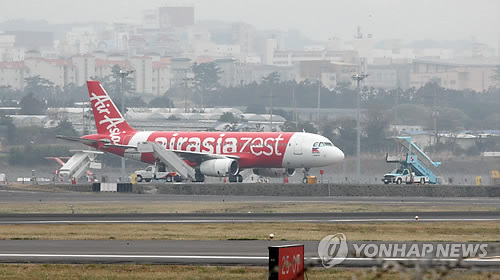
[19,92,46,115]
[261,71,280,85]
[149,94,174,108]
[51,119,78,137]
[281,121,318,134]
[331,118,357,156]
[192,62,222,107]
[24,75,55,96]
[0,113,15,144]
[491,65,500,86]
[245,103,267,114]
[218,112,240,123]
[363,106,390,153]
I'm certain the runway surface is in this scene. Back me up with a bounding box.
[0,188,497,268]
[0,240,497,268]
[0,188,499,206]
[0,211,498,224]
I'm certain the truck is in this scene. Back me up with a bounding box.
[135,164,183,183]
[382,168,429,185]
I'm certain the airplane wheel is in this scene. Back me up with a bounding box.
[136,175,143,183]
[237,174,243,182]
[166,175,173,182]
[302,177,308,184]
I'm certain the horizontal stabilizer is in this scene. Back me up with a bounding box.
[56,135,100,145]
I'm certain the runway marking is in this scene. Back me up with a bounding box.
[0,254,496,264]
[0,218,497,224]
[0,254,267,260]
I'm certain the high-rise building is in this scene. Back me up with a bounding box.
[159,6,195,29]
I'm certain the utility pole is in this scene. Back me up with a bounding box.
[118,69,134,183]
[263,86,275,131]
[182,77,193,113]
[270,87,273,131]
[317,77,321,122]
[352,73,368,182]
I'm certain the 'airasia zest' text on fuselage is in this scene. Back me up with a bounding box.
[148,133,288,157]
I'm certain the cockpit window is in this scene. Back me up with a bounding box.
[319,142,325,147]
[325,142,333,147]
[313,142,319,147]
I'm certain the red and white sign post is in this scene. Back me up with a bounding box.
[268,244,304,280]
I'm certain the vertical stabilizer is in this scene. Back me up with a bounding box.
[87,81,135,140]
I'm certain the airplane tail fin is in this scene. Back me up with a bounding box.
[87,80,136,136]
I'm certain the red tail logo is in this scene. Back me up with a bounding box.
[87,81,135,144]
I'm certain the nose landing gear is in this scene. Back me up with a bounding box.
[302,168,310,184]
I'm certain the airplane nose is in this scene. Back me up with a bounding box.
[334,147,345,161]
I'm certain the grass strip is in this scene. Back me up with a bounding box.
[0,264,496,280]
[0,222,497,242]
[0,202,495,214]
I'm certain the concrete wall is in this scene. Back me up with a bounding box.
[136,183,500,197]
[15,183,499,197]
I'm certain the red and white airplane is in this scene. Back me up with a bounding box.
[58,81,344,182]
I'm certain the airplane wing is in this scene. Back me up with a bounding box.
[103,143,139,149]
[59,135,240,163]
[106,142,241,162]
[173,149,240,162]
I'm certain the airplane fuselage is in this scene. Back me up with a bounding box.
[83,130,344,169]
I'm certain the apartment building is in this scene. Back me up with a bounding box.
[410,58,499,91]
[24,52,75,87]
[0,61,24,89]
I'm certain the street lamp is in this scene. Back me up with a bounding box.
[118,69,134,182]
[352,73,368,183]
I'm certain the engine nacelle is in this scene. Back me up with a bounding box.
[200,159,239,177]
[252,168,296,177]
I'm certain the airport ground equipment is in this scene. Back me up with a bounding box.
[382,168,429,184]
[56,150,103,182]
[384,137,440,184]
[483,152,500,185]
[134,165,182,183]
[136,142,196,181]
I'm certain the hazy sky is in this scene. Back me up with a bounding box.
[2,0,499,48]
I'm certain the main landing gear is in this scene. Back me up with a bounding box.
[229,174,243,182]
[194,168,205,182]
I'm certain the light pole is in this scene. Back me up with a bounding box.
[352,73,368,182]
[317,77,321,122]
[118,69,134,182]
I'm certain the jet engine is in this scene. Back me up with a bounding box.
[252,168,296,177]
[200,159,239,177]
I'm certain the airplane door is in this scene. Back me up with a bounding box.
[293,134,304,155]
